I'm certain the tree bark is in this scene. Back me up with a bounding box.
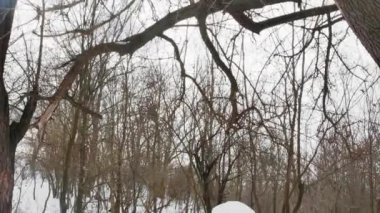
[60,108,80,213]
[0,127,15,213]
[334,0,380,67]
[75,112,87,213]
[0,0,17,212]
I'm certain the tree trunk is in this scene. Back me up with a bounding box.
[60,108,80,213]
[0,54,13,213]
[0,0,17,212]
[334,0,380,67]
[282,143,293,213]
[75,113,87,213]
[0,130,15,213]
[203,180,213,213]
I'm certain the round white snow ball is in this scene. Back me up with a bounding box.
[212,201,255,213]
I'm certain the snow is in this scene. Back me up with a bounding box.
[13,177,60,213]
[14,176,255,213]
[13,175,195,213]
[212,201,255,213]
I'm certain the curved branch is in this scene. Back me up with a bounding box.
[160,34,225,122]
[197,11,239,125]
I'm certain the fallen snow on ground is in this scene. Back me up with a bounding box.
[13,177,60,213]
[212,201,255,213]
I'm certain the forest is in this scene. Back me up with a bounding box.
[1,0,380,212]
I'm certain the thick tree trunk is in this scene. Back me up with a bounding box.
[0,117,14,213]
[202,180,213,213]
[0,0,17,212]
[0,139,15,213]
[334,0,380,67]
[0,51,12,213]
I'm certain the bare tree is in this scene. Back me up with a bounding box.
[1,0,380,212]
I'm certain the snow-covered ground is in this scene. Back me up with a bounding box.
[12,176,191,212]
[12,142,253,212]
[13,178,255,213]
[13,177,60,213]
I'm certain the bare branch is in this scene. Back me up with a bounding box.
[229,4,338,34]
[197,10,239,126]
[34,0,324,133]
